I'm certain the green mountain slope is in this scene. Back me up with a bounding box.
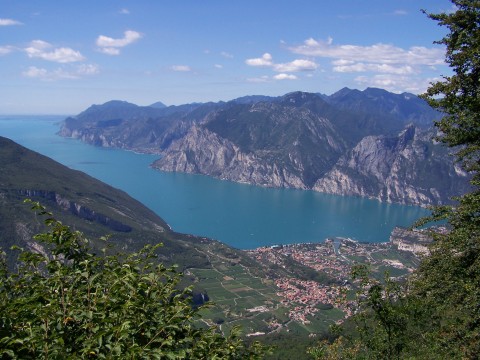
[0,135,221,270]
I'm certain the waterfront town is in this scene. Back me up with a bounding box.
[247,227,432,325]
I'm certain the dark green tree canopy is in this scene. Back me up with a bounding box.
[0,201,266,359]
[311,2,480,358]
[422,0,480,176]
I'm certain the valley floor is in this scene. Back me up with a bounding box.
[189,228,428,339]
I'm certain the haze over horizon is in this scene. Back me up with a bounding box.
[1,0,453,114]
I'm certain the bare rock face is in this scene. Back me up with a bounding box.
[153,126,308,189]
[313,126,470,206]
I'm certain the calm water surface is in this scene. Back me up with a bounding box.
[0,115,429,249]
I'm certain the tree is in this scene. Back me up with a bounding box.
[421,0,480,177]
[412,1,480,357]
[310,1,480,358]
[0,201,266,359]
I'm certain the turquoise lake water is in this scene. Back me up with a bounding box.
[0,115,430,249]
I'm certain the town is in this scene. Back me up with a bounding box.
[246,227,430,325]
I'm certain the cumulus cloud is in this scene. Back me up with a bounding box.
[0,18,22,26]
[333,62,415,75]
[354,74,440,94]
[274,59,317,72]
[291,37,444,66]
[245,53,273,67]
[171,65,191,72]
[287,36,446,92]
[245,53,317,72]
[273,73,297,80]
[96,30,142,55]
[22,64,99,80]
[24,40,85,63]
[290,37,444,72]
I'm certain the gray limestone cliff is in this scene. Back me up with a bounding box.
[153,125,308,189]
[313,126,470,206]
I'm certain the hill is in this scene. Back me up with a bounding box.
[0,135,214,269]
[58,88,469,206]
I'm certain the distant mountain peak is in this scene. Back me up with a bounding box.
[99,100,138,108]
[231,95,276,104]
[280,91,322,105]
[149,101,167,109]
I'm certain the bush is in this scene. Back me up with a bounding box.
[0,201,266,359]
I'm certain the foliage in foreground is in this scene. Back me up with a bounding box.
[0,201,266,359]
[310,0,480,358]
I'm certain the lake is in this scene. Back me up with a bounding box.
[0,115,429,249]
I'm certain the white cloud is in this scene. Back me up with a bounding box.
[245,53,273,67]
[23,66,48,79]
[288,37,445,90]
[0,18,22,26]
[291,37,444,66]
[22,64,99,80]
[171,65,191,72]
[99,47,121,55]
[246,53,317,73]
[24,40,85,63]
[0,46,14,56]
[214,64,223,69]
[96,30,142,55]
[76,64,100,75]
[394,9,408,16]
[354,74,440,94]
[333,62,415,75]
[274,59,317,72]
[273,73,298,80]
[119,8,130,14]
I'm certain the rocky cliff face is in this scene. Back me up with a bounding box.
[17,189,134,232]
[153,125,308,189]
[59,88,469,207]
[313,126,470,205]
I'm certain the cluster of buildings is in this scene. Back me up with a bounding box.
[248,232,431,325]
[274,277,342,324]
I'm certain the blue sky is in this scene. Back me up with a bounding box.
[1,0,454,114]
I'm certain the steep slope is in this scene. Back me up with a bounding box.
[154,96,347,188]
[58,88,466,206]
[0,136,230,270]
[59,100,221,153]
[0,136,331,281]
[313,126,471,205]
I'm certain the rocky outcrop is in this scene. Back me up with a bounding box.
[390,227,432,255]
[18,189,132,232]
[313,126,470,206]
[153,126,308,188]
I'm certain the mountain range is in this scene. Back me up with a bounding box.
[59,88,471,206]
